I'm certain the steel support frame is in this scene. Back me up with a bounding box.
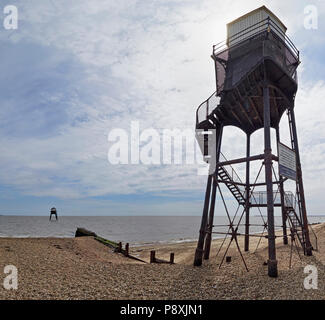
[244,133,251,251]
[263,84,278,277]
[194,85,311,277]
[276,126,288,245]
[194,125,223,266]
[204,125,224,259]
[193,174,213,266]
[288,107,312,256]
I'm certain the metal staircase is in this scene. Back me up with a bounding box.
[286,206,306,252]
[286,108,318,255]
[195,128,246,205]
[283,190,319,254]
[217,159,245,205]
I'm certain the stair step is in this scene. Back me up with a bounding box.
[217,162,245,204]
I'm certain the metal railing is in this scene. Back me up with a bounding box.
[284,191,296,208]
[250,190,294,206]
[196,91,219,125]
[212,17,299,96]
[213,17,299,59]
[219,152,246,196]
[196,18,300,126]
[308,223,318,251]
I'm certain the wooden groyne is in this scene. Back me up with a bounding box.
[150,250,175,264]
[75,228,147,263]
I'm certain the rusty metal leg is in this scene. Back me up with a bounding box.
[288,107,312,256]
[244,133,251,252]
[289,233,294,269]
[263,84,278,277]
[204,125,223,259]
[276,126,288,245]
[204,177,217,259]
[194,174,213,266]
[279,180,288,245]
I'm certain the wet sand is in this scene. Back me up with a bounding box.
[0,223,324,300]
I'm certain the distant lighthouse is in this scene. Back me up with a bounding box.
[49,207,58,221]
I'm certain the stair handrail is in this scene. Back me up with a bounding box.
[285,191,318,251]
[213,17,299,61]
[307,222,318,251]
[219,152,245,196]
[293,192,319,251]
[284,191,295,209]
[196,91,219,125]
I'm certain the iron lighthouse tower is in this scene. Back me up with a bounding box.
[193,6,315,277]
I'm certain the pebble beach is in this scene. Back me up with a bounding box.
[0,223,324,300]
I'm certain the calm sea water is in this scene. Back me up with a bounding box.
[0,215,324,245]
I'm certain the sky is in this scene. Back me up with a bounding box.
[0,0,324,216]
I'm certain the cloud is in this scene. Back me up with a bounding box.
[0,0,324,214]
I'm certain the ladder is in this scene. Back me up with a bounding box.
[195,128,246,205]
[218,166,245,204]
[286,207,306,252]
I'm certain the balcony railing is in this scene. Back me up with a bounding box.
[219,152,246,195]
[250,190,295,206]
[212,17,299,96]
[213,17,299,59]
[196,91,219,125]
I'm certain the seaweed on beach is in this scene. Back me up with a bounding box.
[95,236,119,249]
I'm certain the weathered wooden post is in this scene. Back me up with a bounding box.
[117,242,122,253]
[150,250,156,263]
[170,253,175,264]
[125,243,129,257]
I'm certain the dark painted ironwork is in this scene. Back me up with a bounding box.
[287,107,312,255]
[244,134,251,252]
[194,175,213,266]
[49,207,58,221]
[204,177,217,260]
[276,126,288,245]
[193,11,315,277]
[263,84,277,277]
[204,126,224,259]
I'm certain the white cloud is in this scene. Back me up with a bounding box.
[0,0,324,214]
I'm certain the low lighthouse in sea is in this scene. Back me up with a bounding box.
[49,207,58,221]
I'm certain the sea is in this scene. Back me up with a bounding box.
[0,215,324,246]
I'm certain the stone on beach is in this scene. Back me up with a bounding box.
[0,223,324,300]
